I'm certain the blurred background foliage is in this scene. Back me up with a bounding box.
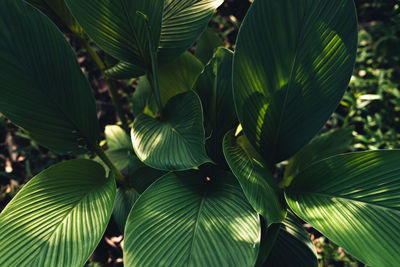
[0,0,399,266]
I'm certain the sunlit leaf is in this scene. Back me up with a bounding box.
[124,171,261,267]
[131,91,211,170]
[0,159,116,266]
[233,0,358,164]
[286,150,400,267]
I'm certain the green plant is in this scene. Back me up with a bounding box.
[0,0,399,266]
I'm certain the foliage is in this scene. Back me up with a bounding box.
[0,0,399,266]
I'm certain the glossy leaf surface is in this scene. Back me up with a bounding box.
[105,125,135,170]
[104,61,145,80]
[131,91,210,171]
[124,171,261,267]
[0,159,116,267]
[65,0,164,67]
[286,151,400,266]
[158,0,224,61]
[223,130,285,225]
[233,0,358,164]
[0,0,99,154]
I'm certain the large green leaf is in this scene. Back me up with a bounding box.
[0,159,116,267]
[233,0,358,164]
[286,151,400,267]
[283,128,353,181]
[158,0,224,62]
[128,161,166,194]
[65,0,165,67]
[124,171,261,267]
[26,0,83,36]
[194,48,238,162]
[264,212,317,267]
[223,130,286,225]
[131,91,211,171]
[0,0,99,154]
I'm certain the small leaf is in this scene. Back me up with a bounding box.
[124,171,261,267]
[0,159,116,267]
[131,91,211,171]
[233,0,358,164]
[223,130,286,225]
[286,150,400,267]
[0,0,99,154]
[265,212,317,267]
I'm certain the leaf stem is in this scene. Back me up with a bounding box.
[81,38,105,71]
[80,38,129,131]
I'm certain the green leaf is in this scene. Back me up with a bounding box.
[284,128,353,181]
[26,0,83,36]
[105,125,131,151]
[0,0,99,154]
[285,150,400,267]
[255,222,280,266]
[131,91,211,171]
[158,0,224,62]
[265,212,317,267]
[124,171,261,267]
[223,130,286,225]
[104,61,145,80]
[233,0,358,164]
[194,27,225,64]
[113,187,138,232]
[0,159,116,267]
[194,48,238,162]
[132,52,204,116]
[154,51,204,107]
[65,0,165,68]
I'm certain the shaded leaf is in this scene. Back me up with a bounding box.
[233,0,358,164]
[286,150,400,267]
[265,212,317,267]
[124,170,261,267]
[0,159,116,267]
[104,61,145,80]
[113,187,139,232]
[194,27,224,64]
[223,130,286,225]
[131,91,211,171]
[195,48,238,162]
[0,0,99,154]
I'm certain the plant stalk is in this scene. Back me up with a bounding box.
[81,38,129,130]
